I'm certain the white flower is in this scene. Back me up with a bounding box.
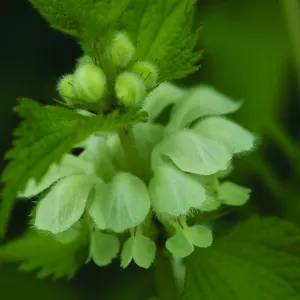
[143,83,255,217]
[20,81,255,267]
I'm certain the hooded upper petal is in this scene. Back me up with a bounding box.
[142,82,186,121]
[152,130,232,175]
[167,85,241,133]
[19,154,86,198]
[193,116,256,154]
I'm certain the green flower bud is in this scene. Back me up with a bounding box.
[131,61,158,90]
[111,32,135,68]
[73,63,107,104]
[115,71,146,107]
[56,74,75,105]
[76,54,94,68]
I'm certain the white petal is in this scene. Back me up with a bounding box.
[90,230,120,267]
[34,175,94,233]
[19,154,85,198]
[148,164,206,216]
[167,85,241,132]
[79,135,116,180]
[89,173,150,232]
[132,123,164,171]
[200,195,221,212]
[193,117,255,154]
[218,181,251,206]
[120,236,134,268]
[132,233,156,269]
[121,232,156,269]
[142,82,186,121]
[185,225,213,248]
[54,222,81,244]
[106,133,127,170]
[166,228,194,258]
[152,130,232,175]
[190,175,221,211]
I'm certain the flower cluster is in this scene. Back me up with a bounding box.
[19,31,255,269]
[56,31,158,111]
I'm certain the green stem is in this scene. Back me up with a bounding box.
[118,126,145,179]
[281,0,300,88]
[249,155,298,207]
[267,119,300,174]
[154,249,181,300]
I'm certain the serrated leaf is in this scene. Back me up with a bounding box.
[120,0,201,81]
[29,0,79,37]
[0,98,147,238]
[0,232,88,279]
[183,217,300,300]
[63,0,131,40]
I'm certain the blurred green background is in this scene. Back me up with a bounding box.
[1,0,300,298]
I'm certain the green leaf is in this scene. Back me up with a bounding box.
[0,98,147,238]
[120,0,202,81]
[183,217,300,300]
[63,0,131,40]
[28,0,79,37]
[0,231,88,279]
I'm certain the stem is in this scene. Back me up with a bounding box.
[154,249,181,300]
[267,119,300,174]
[249,155,298,207]
[281,0,300,88]
[118,126,145,179]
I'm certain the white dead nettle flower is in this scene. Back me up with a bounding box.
[20,80,255,268]
[143,83,255,222]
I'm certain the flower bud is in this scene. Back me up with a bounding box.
[56,74,75,105]
[73,63,107,104]
[110,32,135,68]
[76,54,94,68]
[131,61,158,90]
[115,71,146,107]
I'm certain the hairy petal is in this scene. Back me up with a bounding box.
[152,130,232,175]
[90,230,120,267]
[35,175,95,233]
[167,85,241,132]
[142,82,186,121]
[89,173,150,233]
[218,181,251,206]
[193,117,256,154]
[149,164,206,216]
[19,154,85,198]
